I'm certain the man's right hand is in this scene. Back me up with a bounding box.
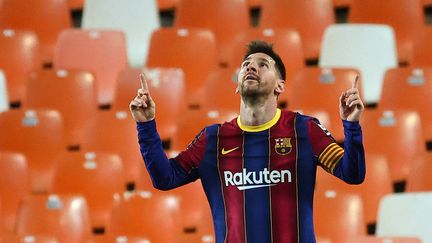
[129,73,156,122]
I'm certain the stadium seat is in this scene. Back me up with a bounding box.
[174,0,249,66]
[146,28,218,107]
[260,0,335,61]
[50,151,126,229]
[247,0,261,8]
[376,192,432,243]
[361,109,425,183]
[293,109,332,133]
[112,67,186,142]
[23,69,98,148]
[0,110,65,192]
[332,0,351,8]
[424,0,432,6]
[15,194,92,243]
[316,153,393,225]
[379,67,432,143]
[80,110,145,186]
[319,24,398,104]
[411,27,432,67]
[229,28,304,79]
[157,0,179,10]
[0,70,7,113]
[0,152,30,232]
[82,0,160,67]
[171,108,238,152]
[348,0,424,65]
[203,67,239,111]
[88,235,156,243]
[106,191,183,242]
[53,29,128,105]
[0,235,58,243]
[0,29,42,104]
[406,152,432,192]
[314,190,366,243]
[289,67,362,141]
[355,236,421,243]
[68,0,84,10]
[0,0,71,64]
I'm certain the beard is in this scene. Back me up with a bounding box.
[239,82,272,106]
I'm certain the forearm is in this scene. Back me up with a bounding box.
[333,120,366,184]
[137,120,195,190]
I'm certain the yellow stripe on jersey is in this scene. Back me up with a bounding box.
[318,143,344,174]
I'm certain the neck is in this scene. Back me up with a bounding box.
[239,96,278,126]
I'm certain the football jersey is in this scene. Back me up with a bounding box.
[137,109,365,243]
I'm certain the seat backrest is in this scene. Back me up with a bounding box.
[355,236,421,243]
[0,152,30,231]
[319,24,398,104]
[406,152,432,192]
[157,0,179,10]
[80,110,144,184]
[289,67,361,141]
[376,192,432,243]
[361,109,425,182]
[23,69,98,147]
[348,0,424,64]
[53,29,127,105]
[112,67,186,141]
[411,27,432,67]
[0,29,42,103]
[0,110,65,192]
[229,28,304,78]
[0,70,7,113]
[0,0,71,63]
[146,28,218,106]
[50,151,125,228]
[260,0,335,60]
[314,190,366,243]
[203,67,239,111]
[15,194,91,243]
[82,0,160,67]
[316,153,393,224]
[174,0,249,46]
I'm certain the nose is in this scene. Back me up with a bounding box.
[246,60,258,73]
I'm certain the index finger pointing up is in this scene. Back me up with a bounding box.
[140,73,149,92]
[352,74,359,89]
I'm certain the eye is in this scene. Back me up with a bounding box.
[259,62,269,68]
[242,61,250,67]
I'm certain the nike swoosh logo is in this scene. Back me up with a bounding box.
[237,184,276,190]
[221,147,239,155]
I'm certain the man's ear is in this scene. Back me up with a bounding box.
[235,87,239,94]
[275,79,285,94]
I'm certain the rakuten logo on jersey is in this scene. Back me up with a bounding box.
[224,168,292,190]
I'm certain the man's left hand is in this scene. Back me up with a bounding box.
[339,75,364,122]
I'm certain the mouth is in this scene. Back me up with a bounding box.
[244,73,260,82]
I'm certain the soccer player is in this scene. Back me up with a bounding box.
[130,41,366,243]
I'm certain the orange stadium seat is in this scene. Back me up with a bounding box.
[348,0,424,64]
[0,29,42,104]
[50,151,126,229]
[355,236,421,243]
[80,110,145,186]
[0,0,71,64]
[68,0,84,10]
[106,191,183,242]
[361,109,425,183]
[53,30,128,105]
[23,69,98,148]
[157,0,179,10]
[316,153,393,225]
[15,194,91,243]
[294,109,333,133]
[0,152,30,232]
[112,67,186,142]
[314,191,366,243]
[379,67,432,144]
[406,152,432,192]
[174,0,249,67]
[289,67,362,141]
[424,0,432,6]
[411,27,432,66]
[203,67,239,111]
[229,28,304,79]
[0,235,59,243]
[170,108,238,152]
[146,28,218,107]
[332,0,351,8]
[0,110,65,192]
[260,0,335,61]
[247,0,261,8]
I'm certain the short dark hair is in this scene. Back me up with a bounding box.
[243,40,286,81]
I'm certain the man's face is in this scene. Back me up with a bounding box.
[237,52,283,98]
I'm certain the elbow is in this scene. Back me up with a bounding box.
[152,180,175,191]
[345,172,365,185]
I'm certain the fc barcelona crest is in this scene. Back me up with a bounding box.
[275,137,292,155]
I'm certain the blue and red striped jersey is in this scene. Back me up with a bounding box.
[137,109,365,243]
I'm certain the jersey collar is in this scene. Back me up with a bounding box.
[237,108,281,132]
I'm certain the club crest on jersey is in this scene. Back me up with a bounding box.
[275,137,292,155]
